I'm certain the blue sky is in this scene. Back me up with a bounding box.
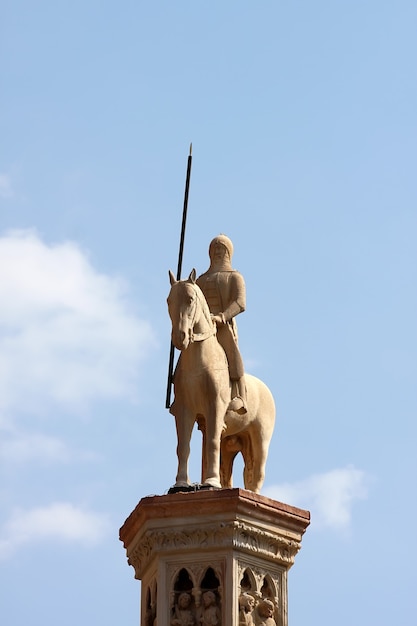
[0,2,416,625]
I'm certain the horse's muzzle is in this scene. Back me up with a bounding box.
[172,330,189,351]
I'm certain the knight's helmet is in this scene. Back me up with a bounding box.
[208,234,234,261]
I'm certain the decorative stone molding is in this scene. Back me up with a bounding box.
[233,521,300,564]
[127,520,301,579]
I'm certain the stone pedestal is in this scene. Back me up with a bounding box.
[120,488,310,626]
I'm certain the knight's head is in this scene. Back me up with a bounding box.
[208,234,233,265]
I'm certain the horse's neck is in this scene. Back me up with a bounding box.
[193,301,213,337]
[183,332,225,373]
[182,292,226,367]
[184,302,224,367]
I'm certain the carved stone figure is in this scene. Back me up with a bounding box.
[253,600,276,626]
[167,275,275,492]
[171,592,195,626]
[167,235,275,492]
[196,235,247,414]
[198,591,221,626]
[239,593,255,626]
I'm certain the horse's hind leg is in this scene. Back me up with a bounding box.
[243,452,255,492]
[245,428,269,493]
[220,436,240,488]
[197,417,208,485]
[174,413,194,487]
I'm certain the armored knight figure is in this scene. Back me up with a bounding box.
[197,234,247,414]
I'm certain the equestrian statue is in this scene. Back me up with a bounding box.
[167,235,275,494]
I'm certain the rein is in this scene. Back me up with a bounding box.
[191,325,217,342]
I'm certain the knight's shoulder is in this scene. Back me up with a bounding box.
[196,272,208,283]
[229,269,244,278]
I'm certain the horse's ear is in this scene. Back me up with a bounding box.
[169,270,177,286]
[189,268,197,283]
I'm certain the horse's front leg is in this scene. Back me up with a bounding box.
[202,399,227,489]
[174,411,194,488]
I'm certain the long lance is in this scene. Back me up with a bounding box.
[165,144,193,409]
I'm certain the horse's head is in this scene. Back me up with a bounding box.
[167,269,212,350]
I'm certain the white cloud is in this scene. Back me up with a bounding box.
[0,502,111,559]
[0,173,13,198]
[0,230,156,420]
[263,466,369,531]
[0,430,72,464]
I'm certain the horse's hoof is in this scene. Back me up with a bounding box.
[168,483,195,494]
[201,479,222,490]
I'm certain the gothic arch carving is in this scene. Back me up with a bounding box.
[261,574,277,603]
[170,567,195,608]
[240,568,257,595]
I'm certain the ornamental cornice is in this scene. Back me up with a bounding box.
[126,519,301,579]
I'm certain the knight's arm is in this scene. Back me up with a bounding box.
[221,272,246,322]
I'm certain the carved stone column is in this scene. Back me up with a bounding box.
[120,488,309,626]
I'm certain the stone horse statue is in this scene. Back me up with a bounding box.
[168,269,275,493]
